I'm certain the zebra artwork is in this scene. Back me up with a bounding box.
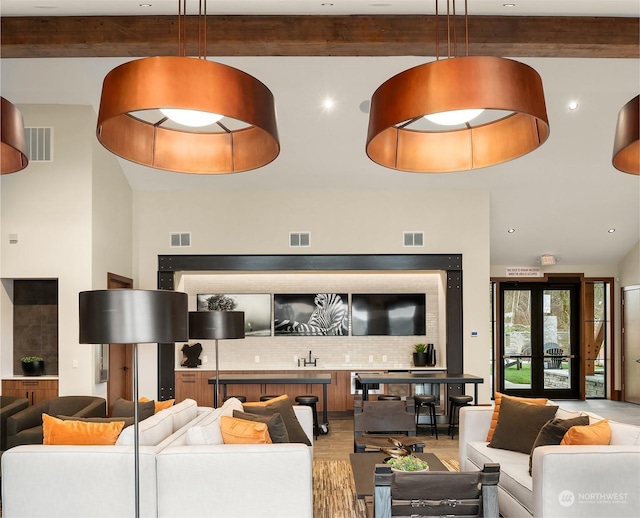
[274,293,348,336]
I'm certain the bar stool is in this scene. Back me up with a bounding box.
[377,394,401,401]
[414,394,438,439]
[223,395,247,403]
[295,395,319,439]
[448,395,473,439]
[259,395,280,401]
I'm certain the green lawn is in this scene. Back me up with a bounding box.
[504,362,567,384]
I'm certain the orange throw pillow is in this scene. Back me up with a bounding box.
[486,393,549,441]
[220,416,272,444]
[139,396,175,413]
[43,414,125,445]
[560,419,611,445]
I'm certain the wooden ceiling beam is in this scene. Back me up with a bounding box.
[1,15,638,59]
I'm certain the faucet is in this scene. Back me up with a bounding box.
[298,350,318,367]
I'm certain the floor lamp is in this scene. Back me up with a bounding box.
[188,311,245,407]
[79,289,188,518]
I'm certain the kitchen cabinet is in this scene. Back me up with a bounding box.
[2,378,58,405]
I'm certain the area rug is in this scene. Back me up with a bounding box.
[312,457,459,518]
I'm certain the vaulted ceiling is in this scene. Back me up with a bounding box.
[1,1,639,267]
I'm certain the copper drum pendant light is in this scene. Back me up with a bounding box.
[1,97,29,174]
[96,1,279,174]
[366,0,549,173]
[612,95,639,175]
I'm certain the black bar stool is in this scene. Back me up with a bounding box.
[377,394,401,401]
[223,395,247,403]
[295,395,319,439]
[259,395,280,401]
[448,394,473,439]
[415,394,438,439]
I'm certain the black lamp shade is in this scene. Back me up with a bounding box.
[79,289,188,344]
[188,311,245,340]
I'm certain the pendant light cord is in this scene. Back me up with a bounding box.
[435,0,470,60]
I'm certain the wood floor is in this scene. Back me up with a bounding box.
[313,416,460,462]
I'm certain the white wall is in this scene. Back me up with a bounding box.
[0,104,132,396]
[619,240,640,287]
[134,188,493,402]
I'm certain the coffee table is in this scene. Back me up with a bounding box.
[349,452,448,499]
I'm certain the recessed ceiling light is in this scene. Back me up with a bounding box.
[568,101,579,111]
[503,3,516,7]
[607,228,616,233]
[321,3,334,6]
[322,98,335,110]
[507,228,516,234]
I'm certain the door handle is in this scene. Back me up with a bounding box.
[123,366,129,371]
[636,359,640,363]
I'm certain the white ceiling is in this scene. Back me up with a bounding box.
[1,1,639,268]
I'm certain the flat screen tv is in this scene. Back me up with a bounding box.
[351,293,426,336]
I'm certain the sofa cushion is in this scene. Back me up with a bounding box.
[111,398,155,422]
[220,416,272,444]
[486,392,549,441]
[528,415,589,474]
[185,397,244,445]
[168,399,198,432]
[609,420,640,445]
[116,407,174,446]
[467,441,534,515]
[561,418,611,445]
[489,397,558,454]
[43,414,125,445]
[243,395,311,446]
[233,410,290,443]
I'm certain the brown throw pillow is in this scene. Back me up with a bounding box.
[528,415,589,475]
[233,410,290,443]
[488,397,558,454]
[243,395,311,446]
[111,398,155,422]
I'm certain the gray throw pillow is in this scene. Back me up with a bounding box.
[488,397,558,454]
[528,415,589,475]
[233,410,290,443]
[111,399,155,422]
[242,396,311,446]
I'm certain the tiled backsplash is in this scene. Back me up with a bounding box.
[176,271,446,370]
[13,279,59,375]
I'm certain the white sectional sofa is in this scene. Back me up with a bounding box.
[459,404,640,518]
[1,397,314,518]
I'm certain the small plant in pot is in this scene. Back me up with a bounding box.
[413,343,428,367]
[386,454,429,472]
[21,356,45,376]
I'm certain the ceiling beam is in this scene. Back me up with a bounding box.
[1,15,638,59]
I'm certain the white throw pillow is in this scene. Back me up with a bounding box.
[186,397,243,445]
[170,398,198,432]
[116,409,174,446]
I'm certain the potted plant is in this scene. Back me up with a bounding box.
[413,343,428,367]
[386,454,429,472]
[21,356,45,376]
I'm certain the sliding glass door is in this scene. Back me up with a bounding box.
[500,282,579,398]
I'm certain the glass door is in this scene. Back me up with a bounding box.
[500,283,579,398]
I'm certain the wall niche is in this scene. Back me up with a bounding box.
[13,279,59,376]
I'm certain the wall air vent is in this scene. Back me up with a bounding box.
[290,232,310,247]
[24,127,53,162]
[170,232,191,247]
[403,231,424,247]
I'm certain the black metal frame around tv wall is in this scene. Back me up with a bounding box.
[156,254,463,401]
